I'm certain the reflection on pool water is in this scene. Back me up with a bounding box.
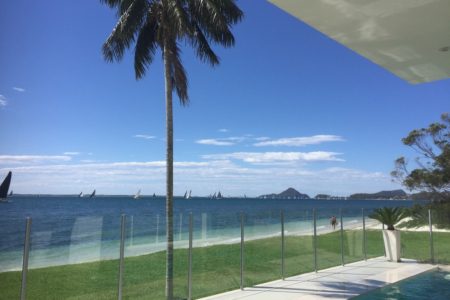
[353,269,450,300]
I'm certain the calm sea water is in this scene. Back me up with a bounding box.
[0,196,417,272]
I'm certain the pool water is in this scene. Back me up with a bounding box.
[353,269,450,299]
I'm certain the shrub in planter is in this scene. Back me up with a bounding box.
[369,207,409,262]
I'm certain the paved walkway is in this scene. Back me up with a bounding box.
[200,257,435,300]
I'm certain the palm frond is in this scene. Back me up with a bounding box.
[167,41,188,104]
[191,24,219,66]
[102,0,148,62]
[168,0,195,37]
[134,10,159,79]
[188,0,242,47]
[101,0,243,103]
[369,207,409,230]
[99,0,122,8]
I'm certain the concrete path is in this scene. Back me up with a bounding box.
[200,257,435,300]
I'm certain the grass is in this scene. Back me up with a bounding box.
[1,230,449,300]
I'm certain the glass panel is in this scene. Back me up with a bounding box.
[26,214,120,299]
[435,232,450,264]
[364,211,384,259]
[432,208,450,265]
[400,231,430,262]
[284,210,313,277]
[173,212,189,299]
[316,208,341,270]
[342,208,364,264]
[0,215,26,299]
[191,211,240,299]
[244,210,281,286]
[122,212,166,299]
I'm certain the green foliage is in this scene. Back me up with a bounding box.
[369,207,409,230]
[398,202,450,230]
[392,113,450,201]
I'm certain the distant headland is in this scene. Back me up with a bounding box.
[258,188,427,200]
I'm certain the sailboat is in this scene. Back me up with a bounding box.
[78,192,83,198]
[134,189,141,199]
[89,189,96,198]
[183,191,187,199]
[152,193,156,198]
[9,190,13,197]
[188,190,192,199]
[217,191,223,199]
[0,171,12,203]
[185,190,192,199]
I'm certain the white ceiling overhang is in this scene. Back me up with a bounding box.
[269,0,450,84]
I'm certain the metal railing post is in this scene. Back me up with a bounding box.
[118,214,126,300]
[188,213,193,300]
[313,209,317,272]
[281,210,285,280]
[362,208,367,261]
[240,212,244,290]
[179,213,183,241]
[156,214,160,243]
[340,209,344,266]
[130,215,134,246]
[429,209,434,264]
[382,223,386,257]
[20,217,32,300]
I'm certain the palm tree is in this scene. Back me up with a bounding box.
[369,207,409,230]
[100,1,243,298]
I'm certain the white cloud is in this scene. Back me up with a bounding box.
[0,95,7,106]
[254,137,270,141]
[12,87,25,92]
[196,136,249,146]
[63,152,81,156]
[80,159,96,163]
[254,135,345,147]
[133,134,156,140]
[0,155,72,164]
[202,151,344,163]
[218,129,228,133]
[196,139,235,146]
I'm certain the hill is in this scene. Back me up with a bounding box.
[348,189,407,200]
[259,188,310,199]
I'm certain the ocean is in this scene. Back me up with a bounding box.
[0,196,416,272]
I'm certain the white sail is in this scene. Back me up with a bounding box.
[134,189,141,199]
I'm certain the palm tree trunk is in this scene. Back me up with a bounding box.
[163,44,174,300]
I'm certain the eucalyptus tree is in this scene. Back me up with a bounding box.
[392,113,450,202]
[100,0,243,298]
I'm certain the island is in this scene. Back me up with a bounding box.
[348,189,407,200]
[258,188,310,199]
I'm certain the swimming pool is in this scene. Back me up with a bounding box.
[352,268,450,299]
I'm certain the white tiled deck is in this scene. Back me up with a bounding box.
[200,257,435,300]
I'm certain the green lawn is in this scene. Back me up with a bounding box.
[1,230,448,300]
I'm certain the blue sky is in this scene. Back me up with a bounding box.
[0,1,448,196]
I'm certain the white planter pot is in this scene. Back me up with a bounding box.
[382,229,401,262]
